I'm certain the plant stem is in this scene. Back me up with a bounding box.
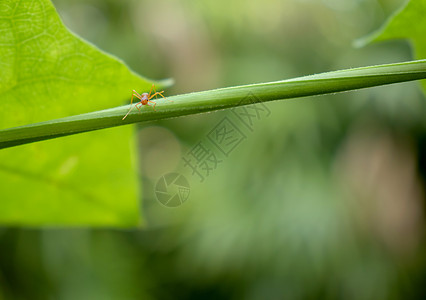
[1,59,425,149]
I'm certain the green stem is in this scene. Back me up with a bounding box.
[1,59,425,149]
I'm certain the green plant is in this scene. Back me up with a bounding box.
[0,0,425,226]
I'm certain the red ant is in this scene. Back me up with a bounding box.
[122,84,166,120]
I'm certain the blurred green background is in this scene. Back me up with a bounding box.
[1,0,426,299]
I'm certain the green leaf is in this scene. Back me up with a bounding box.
[0,0,169,226]
[358,0,426,90]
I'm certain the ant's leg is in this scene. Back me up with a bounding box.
[150,91,173,105]
[149,85,166,100]
[122,100,146,120]
[151,86,172,103]
[157,91,172,102]
[148,85,160,99]
[160,92,171,102]
[131,90,142,104]
[146,84,154,99]
[123,102,138,120]
[131,90,143,105]
[152,85,159,99]
[148,100,157,111]
[133,90,142,97]
[123,92,142,120]
[158,91,167,100]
